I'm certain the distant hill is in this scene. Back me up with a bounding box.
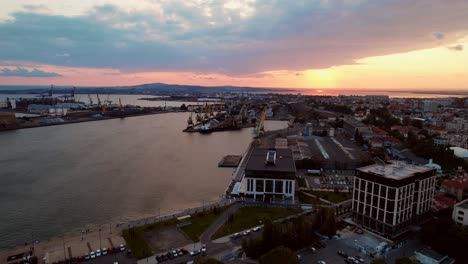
[0,83,294,95]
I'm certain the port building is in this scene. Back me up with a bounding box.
[353,162,436,238]
[240,148,296,202]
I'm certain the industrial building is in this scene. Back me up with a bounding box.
[240,148,296,202]
[353,162,436,238]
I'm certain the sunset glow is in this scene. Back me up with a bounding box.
[0,1,467,91]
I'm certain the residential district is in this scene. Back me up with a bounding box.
[1,90,468,264]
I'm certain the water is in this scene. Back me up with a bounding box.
[0,112,286,249]
[0,94,192,108]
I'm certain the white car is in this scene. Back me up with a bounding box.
[102,248,108,255]
[355,256,364,263]
[90,252,96,259]
[120,244,125,252]
[201,244,207,253]
[318,261,326,264]
[310,247,317,253]
[96,249,101,257]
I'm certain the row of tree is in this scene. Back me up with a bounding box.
[242,208,337,259]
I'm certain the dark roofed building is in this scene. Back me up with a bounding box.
[241,148,296,202]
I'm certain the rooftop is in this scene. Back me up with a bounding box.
[245,148,295,173]
[455,199,468,210]
[415,247,454,263]
[443,176,468,190]
[357,161,434,180]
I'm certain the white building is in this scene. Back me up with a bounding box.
[452,199,468,226]
[353,162,436,238]
[240,148,296,202]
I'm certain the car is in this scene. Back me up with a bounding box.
[348,257,359,264]
[96,249,101,257]
[102,248,108,255]
[190,250,200,256]
[177,249,183,255]
[253,226,262,232]
[84,254,90,260]
[119,244,125,252]
[108,247,113,254]
[113,262,119,264]
[318,261,326,264]
[172,250,178,257]
[181,248,189,255]
[90,252,96,259]
[201,244,207,252]
[297,254,303,260]
[231,233,241,238]
[355,256,364,263]
[310,247,317,253]
[337,250,347,257]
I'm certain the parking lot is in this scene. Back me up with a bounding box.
[307,175,354,190]
[298,225,391,264]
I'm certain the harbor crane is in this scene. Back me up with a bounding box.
[253,107,267,138]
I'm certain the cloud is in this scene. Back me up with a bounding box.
[448,44,464,51]
[0,67,62,77]
[0,1,467,75]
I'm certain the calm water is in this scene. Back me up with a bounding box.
[0,94,192,108]
[0,112,286,249]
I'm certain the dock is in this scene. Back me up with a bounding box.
[218,155,242,167]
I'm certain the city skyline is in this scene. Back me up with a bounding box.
[1,0,468,90]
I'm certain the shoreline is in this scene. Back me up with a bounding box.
[0,110,186,132]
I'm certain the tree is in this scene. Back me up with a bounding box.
[259,246,299,264]
[370,258,387,264]
[395,257,415,264]
[180,104,188,111]
[319,207,336,236]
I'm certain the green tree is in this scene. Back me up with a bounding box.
[370,258,387,264]
[319,207,336,236]
[395,256,415,264]
[259,246,300,264]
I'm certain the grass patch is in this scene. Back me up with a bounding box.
[212,206,302,239]
[297,177,307,188]
[298,192,328,205]
[123,204,234,259]
[305,190,352,203]
[123,218,177,259]
[179,205,231,242]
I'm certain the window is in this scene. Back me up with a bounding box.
[265,180,273,193]
[380,186,387,196]
[256,179,264,192]
[366,182,373,193]
[459,210,465,215]
[457,216,463,221]
[388,188,396,200]
[275,180,283,193]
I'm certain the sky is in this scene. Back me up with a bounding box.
[0,0,467,90]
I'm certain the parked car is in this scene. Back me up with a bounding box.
[355,256,364,263]
[119,244,125,252]
[297,254,303,260]
[310,247,317,253]
[201,244,207,253]
[337,250,347,257]
[317,261,326,264]
[90,252,96,259]
[102,248,108,255]
[95,249,101,257]
[190,250,200,256]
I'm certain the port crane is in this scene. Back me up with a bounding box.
[253,107,267,138]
